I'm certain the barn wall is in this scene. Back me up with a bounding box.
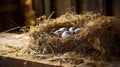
[0,0,25,32]
[0,0,120,32]
[32,0,120,18]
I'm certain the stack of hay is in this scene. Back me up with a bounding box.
[29,12,120,60]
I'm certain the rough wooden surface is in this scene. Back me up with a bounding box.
[0,33,30,48]
[0,33,61,67]
[0,33,120,67]
[0,55,61,67]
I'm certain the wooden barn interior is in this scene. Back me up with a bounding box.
[0,0,120,67]
[0,0,120,31]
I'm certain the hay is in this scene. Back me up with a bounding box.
[29,12,120,60]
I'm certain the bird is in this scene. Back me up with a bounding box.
[69,27,76,33]
[74,28,83,34]
[62,31,70,38]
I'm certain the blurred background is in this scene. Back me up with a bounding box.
[0,0,120,32]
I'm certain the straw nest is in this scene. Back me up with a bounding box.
[29,12,120,60]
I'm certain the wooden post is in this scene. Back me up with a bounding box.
[44,0,51,17]
[113,0,120,18]
[32,0,43,17]
[85,0,105,14]
[54,0,71,17]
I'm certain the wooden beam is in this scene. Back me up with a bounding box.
[0,55,61,67]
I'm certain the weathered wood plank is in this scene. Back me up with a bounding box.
[44,0,51,17]
[113,0,120,18]
[32,0,43,17]
[86,0,100,13]
[0,55,61,67]
[55,0,71,16]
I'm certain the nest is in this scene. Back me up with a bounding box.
[29,12,120,60]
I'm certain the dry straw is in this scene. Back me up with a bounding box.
[29,12,120,60]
